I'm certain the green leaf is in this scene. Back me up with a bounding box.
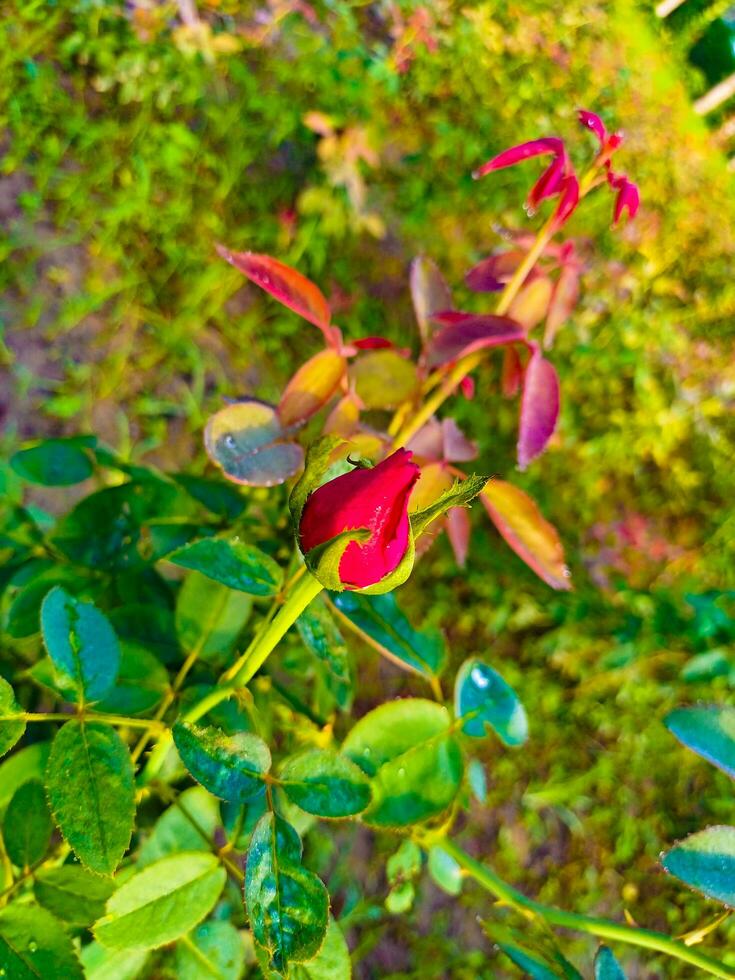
[280,749,371,818]
[176,572,253,667]
[52,480,202,571]
[2,561,90,639]
[594,946,627,980]
[410,474,488,538]
[35,865,116,927]
[139,787,220,867]
[175,921,245,980]
[351,349,418,409]
[0,904,83,979]
[0,676,25,758]
[173,721,271,803]
[385,881,415,914]
[482,920,583,979]
[93,854,226,952]
[10,437,95,486]
[297,598,353,710]
[245,812,329,972]
[41,586,120,703]
[46,720,135,874]
[386,840,422,885]
[80,942,149,980]
[454,658,528,746]
[292,917,351,980]
[330,592,446,680]
[342,699,463,827]
[289,436,344,528]
[0,742,51,814]
[95,643,169,716]
[428,845,463,896]
[3,780,52,867]
[665,704,735,779]
[168,537,283,596]
[661,825,735,905]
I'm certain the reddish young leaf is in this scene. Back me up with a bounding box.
[501,346,523,398]
[446,506,471,567]
[481,481,571,590]
[410,256,453,342]
[473,137,565,179]
[216,245,335,341]
[544,264,580,349]
[427,313,524,368]
[278,349,346,428]
[517,349,560,469]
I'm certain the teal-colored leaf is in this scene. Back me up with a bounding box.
[175,920,245,980]
[41,586,120,703]
[35,865,116,927]
[168,537,283,596]
[94,853,226,951]
[0,676,25,758]
[245,812,329,972]
[342,699,463,827]
[428,845,463,896]
[330,592,446,680]
[173,720,271,803]
[594,945,627,980]
[0,904,83,979]
[661,825,735,905]
[454,658,528,745]
[10,437,95,486]
[297,598,353,710]
[281,749,371,818]
[3,780,52,867]
[46,720,135,874]
[665,704,735,779]
[205,399,304,487]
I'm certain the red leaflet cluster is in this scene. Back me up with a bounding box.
[474,109,639,230]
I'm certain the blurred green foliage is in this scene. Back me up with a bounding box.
[2,0,735,976]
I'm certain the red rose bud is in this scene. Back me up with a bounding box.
[299,449,420,590]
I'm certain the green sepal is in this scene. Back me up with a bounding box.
[289,436,345,530]
[410,474,488,538]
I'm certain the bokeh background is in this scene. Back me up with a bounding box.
[1,1,735,976]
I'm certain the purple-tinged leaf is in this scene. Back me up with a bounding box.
[517,350,559,469]
[410,256,453,342]
[528,155,565,208]
[427,313,524,368]
[216,246,336,343]
[550,175,580,231]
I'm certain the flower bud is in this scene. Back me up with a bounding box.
[298,449,420,591]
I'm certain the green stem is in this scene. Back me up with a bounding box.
[14,712,164,731]
[138,571,323,785]
[441,839,735,979]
